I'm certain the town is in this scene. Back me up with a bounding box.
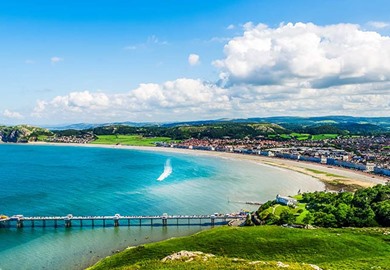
[156,135,390,177]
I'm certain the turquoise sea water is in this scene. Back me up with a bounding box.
[0,144,324,269]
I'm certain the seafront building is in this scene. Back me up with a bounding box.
[156,136,390,177]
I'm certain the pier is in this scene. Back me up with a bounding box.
[0,213,246,228]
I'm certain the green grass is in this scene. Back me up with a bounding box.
[279,134,292,139]
[271,203,307,219]
[290,133,310,140]
[285,133,339,141]
[311,134,339,140]
[91,135,173,146]
[36,135,49,141]
[305,168,345,178]
[89,226,390,270]
[295,209,310,224]
[99,256,315,269]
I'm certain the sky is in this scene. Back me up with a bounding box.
[1,0,390,125]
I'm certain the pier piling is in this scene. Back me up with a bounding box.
[17,220,23,228]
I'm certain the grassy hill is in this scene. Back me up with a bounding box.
[89,226,390,270]
[0,125,53,142]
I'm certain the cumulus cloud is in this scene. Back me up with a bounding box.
[3,109,23,119]
[215,22,390,88]
[32,79,231,122]
[188,54,200,66]
[51,56,63,64]
[32,80,389,123]
[31,22,390,123]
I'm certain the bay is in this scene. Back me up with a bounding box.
[0,144,324,269]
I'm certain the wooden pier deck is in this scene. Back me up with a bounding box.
[0,213,247,228]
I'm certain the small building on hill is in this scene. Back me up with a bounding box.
[276,194,298,206]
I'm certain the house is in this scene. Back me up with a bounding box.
[276,194,298,206]
[365,162,375,172]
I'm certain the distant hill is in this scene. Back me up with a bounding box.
[43,121,157,130]
[44,116,390,131]
[3,116,388,142]
[0,125,53,143]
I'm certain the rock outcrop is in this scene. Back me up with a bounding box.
[0,125,52,143]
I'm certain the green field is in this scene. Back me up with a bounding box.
[267,133,340,141]
[89,226,390,270]
[311,134,339,140]
[290,133,310,140]
[91,135,173,146]
[257,202,309,225]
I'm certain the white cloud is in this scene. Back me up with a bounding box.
[3,109,23,119]
[31,22,390,123]
[32,79,231,122]
[25,59,35,64]
[227,24,235,30]
[215,22,390,88]
[51,57,63,64]
[188,54,200,66]
[124,45,137,50]
[367,21,390,29]
[207,37,231,43]
[147,35,168,45]
[124,35,168,50]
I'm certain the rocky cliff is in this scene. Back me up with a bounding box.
[0,125,52,143]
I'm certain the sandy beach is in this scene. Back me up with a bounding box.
[30,142,388,189]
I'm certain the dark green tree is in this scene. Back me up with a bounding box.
[373,200,390,226]
[278,209,296,225]
[302,212,313,225]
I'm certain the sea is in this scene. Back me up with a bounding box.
[0,144,325,269]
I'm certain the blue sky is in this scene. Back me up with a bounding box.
[1,0,390,125]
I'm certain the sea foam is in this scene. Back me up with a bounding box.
[157,159,172,181]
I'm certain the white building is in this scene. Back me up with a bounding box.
[276,194,298,206]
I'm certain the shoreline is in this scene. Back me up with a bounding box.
[29,142,388,190]
[8,141,388,269]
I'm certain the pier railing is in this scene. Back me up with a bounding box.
[0,213,247,228]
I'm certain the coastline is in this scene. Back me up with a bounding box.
[29,142,388,190]
[10,141,387,269]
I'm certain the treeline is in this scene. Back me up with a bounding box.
[254,184,390,228]
[281,122,387,136]
[53,123,289,140]
[51,122,389,141]
[302,184,390,227]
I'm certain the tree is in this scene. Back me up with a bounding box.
[264,213,280,225]
[333,203,352,227]
[373,200,390,226]
[350,207,377,227]
[302,212,313,225]
[278,209,296,225]
[313,212,337,228]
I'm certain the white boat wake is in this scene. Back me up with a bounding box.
[157,159,172,181]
